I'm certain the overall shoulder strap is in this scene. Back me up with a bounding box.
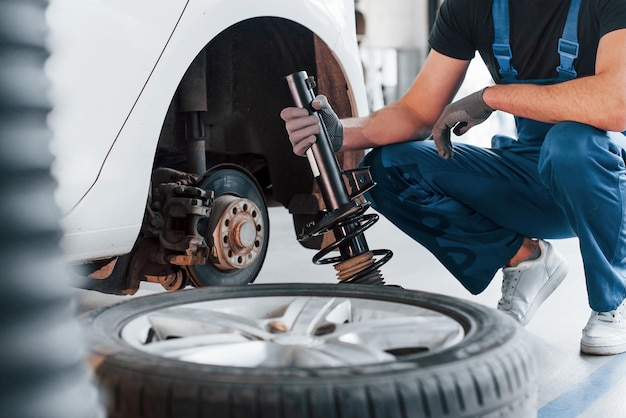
[492,0,518,81]
[556,0,582,80]
[492,0,582,82]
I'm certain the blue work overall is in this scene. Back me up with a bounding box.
[362,0,626,312]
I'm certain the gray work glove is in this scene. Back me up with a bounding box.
[431,88,493,159]
[280,95,344,156]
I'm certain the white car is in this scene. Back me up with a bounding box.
[45,0,368,294]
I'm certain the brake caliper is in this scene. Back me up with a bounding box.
[145,168,213,266]
[144,167,264,273]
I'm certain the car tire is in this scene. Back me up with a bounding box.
[85,284,537,418]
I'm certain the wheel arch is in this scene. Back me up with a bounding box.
[156,16,366,210]
[61,5,367,263]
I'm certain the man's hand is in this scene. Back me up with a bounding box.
[280,95,343,156]
[431,88,493,159]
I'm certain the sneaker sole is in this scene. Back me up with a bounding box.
[581,341,626,356]
[519,261,569,326]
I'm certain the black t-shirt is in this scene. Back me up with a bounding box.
[429,0,626,83]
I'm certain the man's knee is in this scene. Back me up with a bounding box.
[543,122,598,163]
[539,122,607,180]
[361,143,433,211]
[362,144,414,191]
[360,147,386,190]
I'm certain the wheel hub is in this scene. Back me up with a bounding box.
[209,195,264,271]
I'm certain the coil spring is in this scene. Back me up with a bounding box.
[309,203,393,285]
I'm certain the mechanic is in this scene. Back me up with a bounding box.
[281,0,626,356]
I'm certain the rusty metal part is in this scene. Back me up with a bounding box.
[145,270,187,291]
[158,183,211,254]
[137,166,269,288]
[87,257,118,279]
[143,167,213,267]
[334,251,381,284]
[125,238,189,294]
[168,254,204,266]
[208,195,265,271]
[168,236,207,266]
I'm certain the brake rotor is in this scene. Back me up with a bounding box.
[185,164,269,287]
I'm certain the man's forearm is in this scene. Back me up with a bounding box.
[340,103,433,151]
[484,75,626,132]
[484,29,626,132]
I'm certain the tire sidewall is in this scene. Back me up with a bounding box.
[86,284,529,384]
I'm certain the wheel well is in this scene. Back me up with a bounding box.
[155,17,362,211]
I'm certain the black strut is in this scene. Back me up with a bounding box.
[283,71,392,285]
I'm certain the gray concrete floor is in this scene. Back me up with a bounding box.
[76,206,626,417]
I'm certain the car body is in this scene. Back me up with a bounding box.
[45,0,368,294]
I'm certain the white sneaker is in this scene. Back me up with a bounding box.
[497,240,568,326]
[581,298,626,355]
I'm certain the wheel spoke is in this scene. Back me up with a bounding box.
[147,306,274,341]
[172,341,295,367]
[294,341,395,366]
[323,316,464,352]
[142,333,250,356]
[276,297,350,335]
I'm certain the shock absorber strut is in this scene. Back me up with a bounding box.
[283,71,392,285]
